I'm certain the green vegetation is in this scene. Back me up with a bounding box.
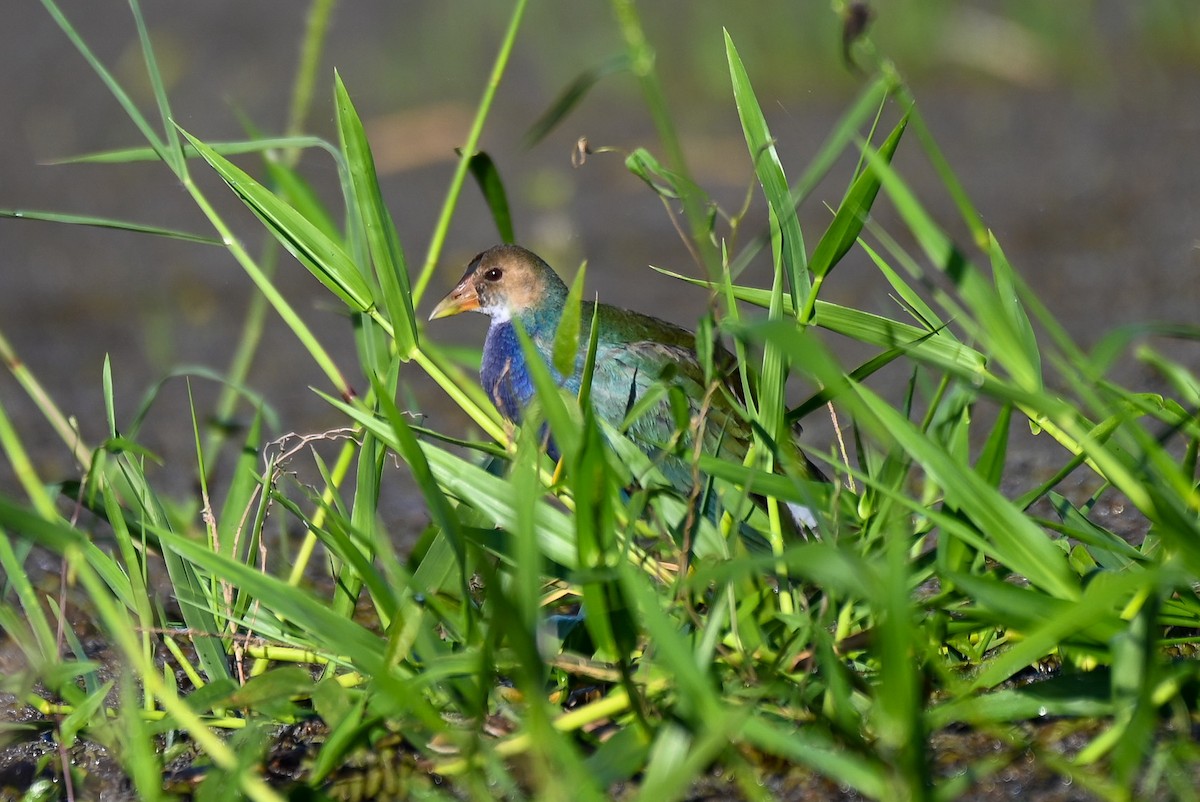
[3,1,1199,800]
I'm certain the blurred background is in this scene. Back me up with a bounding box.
[1,1,1198,511]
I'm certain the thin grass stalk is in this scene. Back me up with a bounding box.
[0,329,92,471]
[98,482,156,709]
[285,0,339,158]
[178,174,354,398]
[32,699,249,732]
[412,349,508,442]
[284,437,360,586]
[128,0,184,174]
[37,0,168,164]
[202,0,340,461]
[200,240,279,464]
[67,551,284,802]
[610,0,720,279]
[412,0,530,305]
[0,396,57,520]
[0,531,58,659]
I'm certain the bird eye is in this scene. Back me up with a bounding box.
[483,267,503,281]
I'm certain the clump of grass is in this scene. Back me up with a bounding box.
[2,1,1200,800]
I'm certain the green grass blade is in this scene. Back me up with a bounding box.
[1048,492,1145,569]
[655,267,986,375]
[742,320,1080,600]
[0,209,219,244]
[791,73,895,208]
[741,715,888,798]
[324,394,579,567]
[159,541,234,684]
[334,73,418,357]
[36,0,168,165]
[904,98,989,249]
[625,148,682,199]
[128,0,184,174]
[179,127,375,314]
[973,403,1011,489]
[553,263,586,378]
[727,73,896,278]
[261,157,342,244]
[523,53,631,147]
[988,231,1042,388]
[466,151,516,244]
[0,497,141,612]
[0,394,58,520]
[803,113,908,318]
[852,381,1079,600]
[413,0,530,304]
[374,379,465,553]
[758,211,792,564]
[859,140,1042,392]
[725,29,809,313]
[51,137,336,165]
[154,525,387,675]
[929,673,1112,728]
[960,570,1146,690]
[115,676,165,802]
[857,235,947,332]
[215,409,264,565]
[68,554,285,802]
[0,529,58,661]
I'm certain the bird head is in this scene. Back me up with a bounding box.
[429,245,565,323]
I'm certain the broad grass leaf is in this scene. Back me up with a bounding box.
[326,394,579,568]
[929,672,1112,728]
[466,151,515,244]
[960,568,1148,691]
[261,157,341,245]
[740,716,888,798]
[180,128,374,314]
[808,114,907,283]
[726,30,809,312]
[553,263,586,378]
[1049,492,1145,570]
[335,74,418,355]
